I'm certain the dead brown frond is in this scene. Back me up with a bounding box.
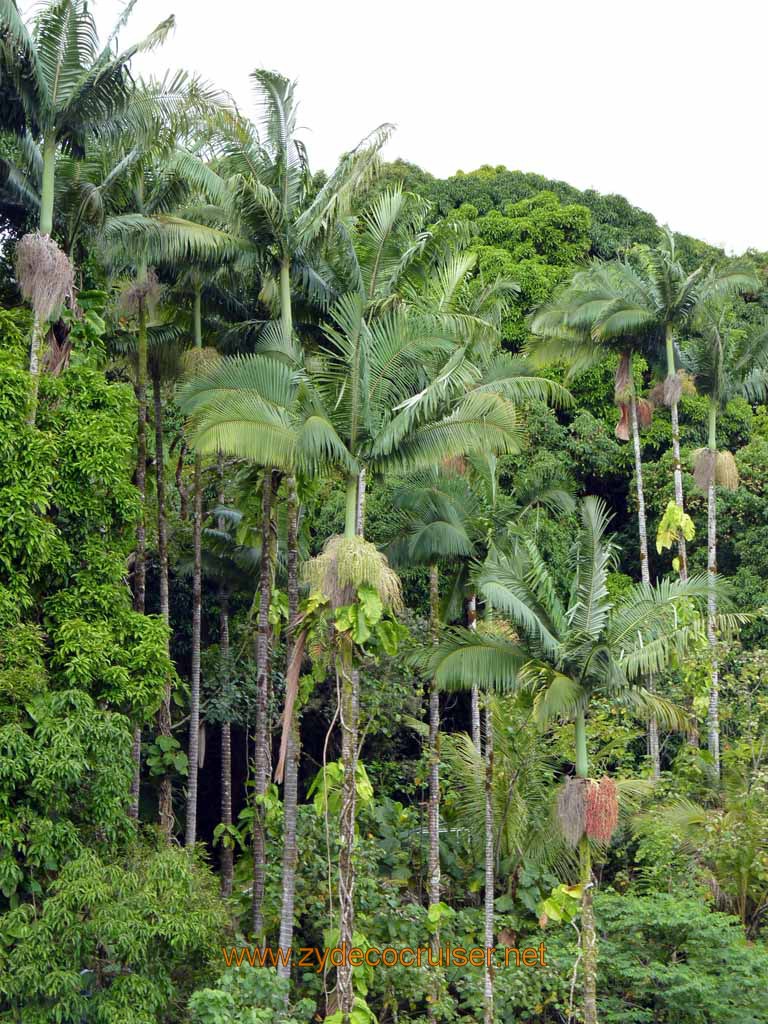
[637,398,653,428]
[118,269,161,317]
[557,776,587,848]
[274,628,307,784]
[180,346,222,376]
[441,454,468,476]
[651,372,685,408]
[15,233,74,321]
[303,534,402,611]
[693,448,716,493]
[715,451,739,490]
[614,352,632,403]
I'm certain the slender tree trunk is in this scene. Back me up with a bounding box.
[483,699,495,1024]
[278,475,301,978]
[629,391,659,779]
[218,454,234,897]
[185,284,204,848]
[27,132,57,425]
[153,371,174,840]
[706,403,720,777]
[467,594,482,752]
[129,287,149,820]
[337,646,358,1022]
[252,471,274,937]
[355,468,366,535]
[219,590,233,896]
[427,565,441,912]
[575,710,598,1024]
[185,454,203,846]
[665,328,688,581]
[279,257,293,348]
[427,564,442,1016]
[337,472,364,1021]
[129,726,142,819]
[26,316,47,426]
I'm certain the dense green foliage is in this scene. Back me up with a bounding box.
[0,3,767,1023]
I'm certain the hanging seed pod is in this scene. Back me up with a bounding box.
[692,448,716,493]
[557,776,587,847]
[118,269,161,317]
[15,232,74,321]
[585,776,619,843]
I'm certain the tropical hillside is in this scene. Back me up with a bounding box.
[1,4,767,1024]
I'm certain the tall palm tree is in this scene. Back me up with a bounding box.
[421,497,741,1024]
[180,334,523,1015]
[0,0,180,415]
[200,68,391,938]
[531,266,661,772]
[684,306,768,776]
[387,458,573,1023]
[149,322,188,837]
[102,140,240,829]
[533,234,757,579]
[443,694,567,896]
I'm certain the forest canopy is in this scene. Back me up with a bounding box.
[1,4,767,1024]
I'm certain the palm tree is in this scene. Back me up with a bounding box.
[443,694,567,897]
[102,140,239,829]
[421,497,740,1024]
[0,0,180,416]
[531,265,661,772]
[533,234,757,580]
[149,323,188,837]
[179,335,522,1013]
[199,70,392,937]
[684,306,768,776]
[277,473,302,977]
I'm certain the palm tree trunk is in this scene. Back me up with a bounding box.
[154,371,174,840]
[337,471,365,1020]
[27,132,57,425]
[575,710,598,1024]
[355,468,366,535]
[252,470,274,938]
[185,284,205,848]
[278,475,301,978]
[629,391,659,779]
[665,328,688,581]
[129,726,142,819]
[218,453,234,897]
[427,563,441,1003]
[129,289,149,820]
[482,699,495,1024]
[706,403,720,777]
[185,453,203,846]
[467,593,481,752]
[337,644,358,1022]
[219,589,233,896]
[427,565,441,910]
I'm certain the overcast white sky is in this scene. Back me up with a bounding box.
[90,0,766,253]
